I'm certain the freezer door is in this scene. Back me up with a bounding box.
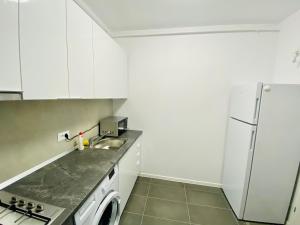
[244,84,300,224]
[222,118,256,219]
[229,83,262,125]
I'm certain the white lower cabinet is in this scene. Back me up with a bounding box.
[119,137,142,214]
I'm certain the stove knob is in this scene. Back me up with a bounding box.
[35,204,44,213]
[10,196,17,204]
[18,199,25,207]
[26,202,35,210]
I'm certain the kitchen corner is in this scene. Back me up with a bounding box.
[2,0,300,224]
[3,130,142,225]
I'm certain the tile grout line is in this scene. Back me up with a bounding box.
[126,211,191,224]
[131,193,231,211]
[127,178,235,225]
[139,180,223,195]
[142,177,222,192]
[126,210,238,225]
[184,184,192,225]
[139,181,150,225]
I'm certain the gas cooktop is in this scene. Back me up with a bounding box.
[0,191,64,225]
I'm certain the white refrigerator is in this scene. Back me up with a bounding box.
[222,83,300,224]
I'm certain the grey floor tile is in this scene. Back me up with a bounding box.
[137,176,152,183]
[144,198,189,222]
[124,195,146,214]
[185,183,222,194]
[132,181,150,196]
[151,178,184,187]
[186,189,229,208]
[142,216,189,225]
[119,212,143,225]
[189,205,238,225]
[149,184,186,202]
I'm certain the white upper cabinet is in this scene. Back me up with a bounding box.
[67,0,94,99]
[20,0,69,100]
[2,0,127,100]
[0,0,22,92]
[93,22,128,99]
[114,43,128,98]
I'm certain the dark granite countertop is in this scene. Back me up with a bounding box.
[4,130,142,225]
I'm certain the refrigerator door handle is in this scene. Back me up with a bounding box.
[249,130,256,151]
[253,98,260,121]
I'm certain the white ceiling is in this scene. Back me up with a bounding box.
[80,0,300,32]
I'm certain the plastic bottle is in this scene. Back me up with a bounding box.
[78,132,85,151]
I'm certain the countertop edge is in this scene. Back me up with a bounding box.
[59,130,143,225]
[4,130,143,225]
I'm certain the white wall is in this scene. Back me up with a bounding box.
[273,9,300,83]
[114,32,278,186]
[272,9,300,225]
[0,100,112,184]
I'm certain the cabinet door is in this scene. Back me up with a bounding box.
[67,0,94,98]
[0,0,22,91]
[114,45,128,98]
[135,141,142,174]
[119,144,137,213]
[20,0,69,99]
[93,22,128,99]
[119,137,142,214]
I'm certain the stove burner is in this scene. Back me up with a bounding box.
[9,197,17,205]
[17,199,25,207]
[0,191,64,225]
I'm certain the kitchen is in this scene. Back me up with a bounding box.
[1,0,300,225]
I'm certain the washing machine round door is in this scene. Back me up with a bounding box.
[92,191,121,225]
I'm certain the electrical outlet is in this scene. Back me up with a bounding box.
[57,130,70,142]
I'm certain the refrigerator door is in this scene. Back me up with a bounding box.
[222,118,256,219]
[244,84,300,224]
[229,83,262,125]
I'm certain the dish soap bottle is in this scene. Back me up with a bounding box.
[78,132,85,151]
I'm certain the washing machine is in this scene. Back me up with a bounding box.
[74,166,121,225]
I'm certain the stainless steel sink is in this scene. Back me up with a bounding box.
[91,137,127,150]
